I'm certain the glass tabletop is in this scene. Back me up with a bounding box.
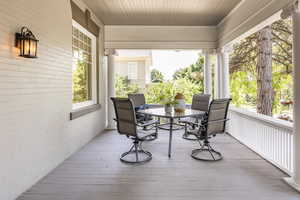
[137,108,205,119]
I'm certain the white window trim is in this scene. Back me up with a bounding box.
[127,62,138,80]
[72,20,97,110]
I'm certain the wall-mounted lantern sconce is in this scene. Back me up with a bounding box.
[15,27,38,58]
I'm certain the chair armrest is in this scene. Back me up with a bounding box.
[114,118,139,126]
[137,119,159,127]
[201,118,230,126]
[207,118,229,124]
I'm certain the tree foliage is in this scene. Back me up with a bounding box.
[173,56,204,85]
[115,75,139,97]
[145,78,203,105]
[72,61,89,103]
[115,56,204,104]
[230,18,292,74]
[151,69,164,83]
[229,17,293,117]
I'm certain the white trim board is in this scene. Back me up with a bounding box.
[217,0,294,47]
[104,25,217,49]
[229,106,293,132]
[104,41,217,50]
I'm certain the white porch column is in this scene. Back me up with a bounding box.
[215,47,231,99]
[214,50,223,99]
[282,0,300,192]
[203,49,212,95]
[105,48,117,129]
[221,46,232,98]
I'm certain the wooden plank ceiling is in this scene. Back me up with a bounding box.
[82,0,242,26]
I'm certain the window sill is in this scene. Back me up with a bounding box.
[70,104,101,120]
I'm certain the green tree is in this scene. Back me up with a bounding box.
[145,79,203,105]
[173,56,204,86]
[72,61,89,103]
[230,17,293,116]
[115,75,140,97]
[151,69,164,83]
[145,81,176,104]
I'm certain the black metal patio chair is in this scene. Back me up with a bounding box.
[180,94,211,140]
[189,98,231,161]
[128,93,157,140]
[111,97,159,164]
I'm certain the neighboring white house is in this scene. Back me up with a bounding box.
[115,50,152,88]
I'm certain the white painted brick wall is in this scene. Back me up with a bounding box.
[0,1,106,199]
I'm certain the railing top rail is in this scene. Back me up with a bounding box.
[229,106,293,132]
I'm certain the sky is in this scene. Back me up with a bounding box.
[151,50,201,80]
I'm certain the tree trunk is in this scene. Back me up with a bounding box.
[256,26,273,116]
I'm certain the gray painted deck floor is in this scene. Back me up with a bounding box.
[18,130,300,200]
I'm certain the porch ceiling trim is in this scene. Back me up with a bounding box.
[104,25,217,49]
[104,41,216,50]
[217,0,295,47]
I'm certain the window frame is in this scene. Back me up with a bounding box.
[72,20,97,110]
[127,61,138,80]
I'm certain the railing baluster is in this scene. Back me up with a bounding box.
[228,109,293,175]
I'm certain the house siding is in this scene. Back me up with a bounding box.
[0,0,106,199]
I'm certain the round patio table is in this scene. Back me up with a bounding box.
[137,108,205,158]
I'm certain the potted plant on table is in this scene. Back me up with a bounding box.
[174,93,186,113]
[161,98,176,113]
[156,81,176,113]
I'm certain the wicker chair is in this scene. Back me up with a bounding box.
[111,97,158,164]
[181,94,211,140]
[128,93,157,140]
[190,98,231,161]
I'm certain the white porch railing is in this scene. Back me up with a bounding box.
[227,106,294,175]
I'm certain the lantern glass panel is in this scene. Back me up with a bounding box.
[19,38,24,56]
[29,40,37,57]
[24,39,30,56]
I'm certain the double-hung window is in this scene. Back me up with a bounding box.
[127,62,138,80]
[72,20,97,109]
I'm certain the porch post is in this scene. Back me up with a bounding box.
[282,0,300,192]
[222,46,232,98]
[105,48,117,129]
[203,49,212,95]
[215,50,223,99]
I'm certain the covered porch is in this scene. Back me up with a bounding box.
[1,0,300,200]
[18,131,299,200]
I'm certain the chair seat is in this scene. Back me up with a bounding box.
[111,97,156,164]
[179,117,199,124]
[137,129,157,140]
[138,119,159,127]
[187,128,199,135]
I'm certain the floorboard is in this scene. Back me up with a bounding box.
[18,130,300,200]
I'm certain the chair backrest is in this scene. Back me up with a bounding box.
[206,98,231,135]
[111,97,137,137]
[128,93,146,107]
[191,94,211,111]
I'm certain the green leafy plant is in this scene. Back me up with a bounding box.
[145,81,176,105]
[151,69,164,83]
[115,75,139,97]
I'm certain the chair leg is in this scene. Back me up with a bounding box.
[182,123,188,137]
[182,123,198,141]
[120,139,152,164]
[155,122,158,138]
[134,141,139,161]
[191,139,222,161]
[142,122,158,141]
